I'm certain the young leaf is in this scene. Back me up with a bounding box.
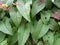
[18,24,30,45]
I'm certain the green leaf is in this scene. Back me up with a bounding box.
[9,9,22,27]
[53,31,60,45]
[8,33,17,45]
[43,31,54,45]
[53,0,60,8]
[48,19,58,30]
[45,0,52,9]
[37,41,43,45]
[39,24,49,38]
[0,32,5,42]
[0,17,13,35]
[41,11,51,24]
[0,11,5,19]
[16,0,32,22]
[55,38,60,45]
[0,39,8,45]
[29,23,34,34]
[32,20,49,42]
[31,0,45,17]
[18,24,30,45]
[32,20,43,42]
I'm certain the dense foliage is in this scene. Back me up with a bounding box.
[0,0,60,45]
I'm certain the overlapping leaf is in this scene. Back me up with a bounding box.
[0,0,60,45]
[0,32,5,43]
[43,31,54,45]
[48,19,58,30]
[53,0,60,8]
[53,31,60,45]
[32,20,49,42]
[0,39,8,45]
[41,11,51,24]
[0,17,13,35]
[9,8,22,27]
[8,33,18,45]
[18,24,30,45]
[31,0,45,17]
